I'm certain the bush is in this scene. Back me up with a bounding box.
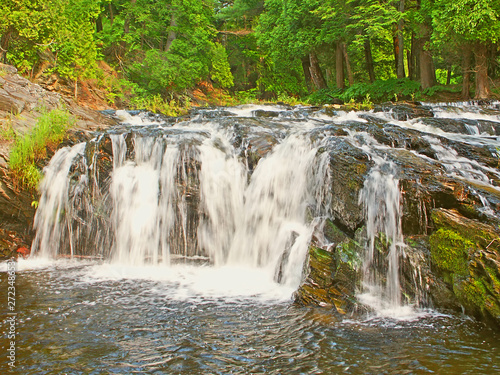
[340,79,422,103]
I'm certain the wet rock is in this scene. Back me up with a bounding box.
[373,103,434,121]
[429,208,500,325]
[294,237,363,314]
[251,109,280,118]
[325,137,373,233]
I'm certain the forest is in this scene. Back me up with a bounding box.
[1,0,500,107]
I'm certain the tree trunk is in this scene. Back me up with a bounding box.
[462,44,472,99]
[301,55,313,91]
[396,0,406,79]
[109,4,114,26]
[488,43,498,79]
[364,38,376,83]
[420,43,436,90]
[121,0,137,52]
[309,53,327,90]
[123,0,137,35]
[336,42,345,89]
[165,13,177,52]
[0,31,11,64]
[96,16,103,33]
[343,43,354,85]
[446,67,452,85]
[475,42,491,99]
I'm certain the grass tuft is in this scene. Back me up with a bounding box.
[9,108,75,189]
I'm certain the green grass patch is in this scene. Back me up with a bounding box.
[9,108,75,189]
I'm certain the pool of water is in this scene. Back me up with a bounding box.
[1,260,499,374]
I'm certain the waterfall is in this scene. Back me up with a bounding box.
[31,143,87,258]
[31,119,328,290]
[358,159,404,310]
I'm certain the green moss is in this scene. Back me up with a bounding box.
[429,228,473,276]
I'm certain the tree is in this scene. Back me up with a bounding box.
[0,0,101,80]
[433,0,500,99]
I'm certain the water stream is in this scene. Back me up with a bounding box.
[2,103,500,373]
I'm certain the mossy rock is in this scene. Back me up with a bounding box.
[294,237,363,314]
[429,228,473,279]
[429,208,500,326]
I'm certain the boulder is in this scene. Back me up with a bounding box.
[429,208,500,325]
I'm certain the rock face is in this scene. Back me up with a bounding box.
[0,64,116,258]
[294,220,363,314]
[429,208,500,325]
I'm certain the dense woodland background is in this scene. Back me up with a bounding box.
[1,0,500,107]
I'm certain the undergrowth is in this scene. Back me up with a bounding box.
[9,108,75,189]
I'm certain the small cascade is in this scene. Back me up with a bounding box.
[32,143,88,258]
[358,158,404,310]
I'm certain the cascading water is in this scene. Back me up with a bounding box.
[31,115,329,293]
[31,143,87,259]
[13,103,500,374]
[29,102,500,316]
[358,159,404,311]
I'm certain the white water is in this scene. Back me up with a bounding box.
[31,143,87,258]
[31,117,330,295]
[28,104,500,319]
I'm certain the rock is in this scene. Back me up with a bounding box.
[373,103,434,120]
[0,88,26,114]
[251,109,280,118]
[294,223,364,314]
[0,63,18,75]
[429,208,500,325]
[325,137,372,233]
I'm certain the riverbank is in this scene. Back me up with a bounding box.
[0,63,118,258]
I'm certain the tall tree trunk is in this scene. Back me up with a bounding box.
[109,4,114,26]
[309,52,327,90]
[420,48,436,90]
[165,13,177,52]
[475,42,491,99]
[462,44,472,99]
[364,38,376,83]
[301,55,313,91]
[96,16,103,33]
[446,66,452,85]
[336,41,345,89]
[0,31,12,64]
[408,32,415,80]
[343,43,354,85]
[419,31,436,90]
[488,43,498,79]
[396,0,406,78]
[121,0,137,53]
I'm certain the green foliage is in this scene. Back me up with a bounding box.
[8,108,75,189]
[306,88,343,105]
[210,43,234,88]
[422,84,461,97]
[235,88,259,104]
[0,0,101,79]
[340,79,422,103]
[130,94,191,117]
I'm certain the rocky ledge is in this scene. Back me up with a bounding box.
[0,63,116,258]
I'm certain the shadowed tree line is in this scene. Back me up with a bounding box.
[1,0,499,103]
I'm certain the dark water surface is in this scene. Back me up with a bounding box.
[1,261,499,374]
